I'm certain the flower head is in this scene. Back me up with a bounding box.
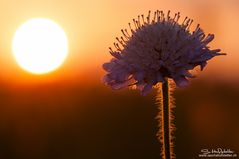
[103,10,225,95]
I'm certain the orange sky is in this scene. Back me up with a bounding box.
[0,2,238,157]
[0,0,238,84]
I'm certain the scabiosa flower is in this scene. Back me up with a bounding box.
[103,10,225,95]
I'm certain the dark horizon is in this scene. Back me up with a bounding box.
[0,78,238,158]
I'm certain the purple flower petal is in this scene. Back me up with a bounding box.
[110,51,122,59]
[102,10,225,95]
[141,84,153,96]
[173,76,189,87]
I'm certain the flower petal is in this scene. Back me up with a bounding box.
[173,76,189,87]
[133,71,145,81]
[102,10,225,95]
[141,84,153,96]
[110,51,122,59]
[102,62,115,72]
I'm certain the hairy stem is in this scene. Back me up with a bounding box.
[162,79,170,159]
[156,79,175,159]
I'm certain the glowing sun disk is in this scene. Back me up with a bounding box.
[12,18,68,74]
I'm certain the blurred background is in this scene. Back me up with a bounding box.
[0,0,238,158]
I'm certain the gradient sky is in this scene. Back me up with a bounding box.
[0,0,238,83]
[0,1,238,158]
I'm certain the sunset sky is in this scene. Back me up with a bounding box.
[0,0,238,158]
[0,0,238,83]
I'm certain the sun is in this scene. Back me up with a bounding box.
[12,18,69,74]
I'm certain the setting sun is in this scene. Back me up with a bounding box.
[12,18,68,74]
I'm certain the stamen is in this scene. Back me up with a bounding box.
[121,36,127,44]
[176,12,180,23]
[182,16,188,25]
[114,42,121,51]
[159,11,165,23]
[128,23,134,34]
[186,19,193,30]
[171,12,179,27]
[156,10,160,22]
[152,11,157,23]
[167,10,171,21]
[196,24,200,30]
[141,14,145,24]
[109,47,113,53]
[135,20,141,29]
[133,19,138,29]
[124,29,131,37]
[162,11,165,21]
[116,37,125,46]
[172,13,177,22]
[116,43,122,51]
[121,29,129,39]
[193,24,200,34]
[147,10,151,24]
[183,19,191,30]
[137,15,141,28]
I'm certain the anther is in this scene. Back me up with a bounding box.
[128,23,134,34]
[133,19,138,29]
[114,42,121,51]
[158,11,165,22]
[124,29,131,37]
[147,10,151,24]
[121,36,127,44]
[161,12,165,22]
[138,15,141,27]
[184,19,191,29]
[182,16,188,25]
[109,47,113,53]
[195,24,200,31]
[116,43,122,51]
[116,37,123,45]
[152,11,157,23]
[141,14,145,24]
[187,19,193,30]
[121,29,130,39]
[192,24,201,35]
[167,10,171,20]
[135,20,141,29]
[176,12,180,23]
[156,10,160,22]
[172,13,177,21]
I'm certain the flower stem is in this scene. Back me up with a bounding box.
[162,79,171,159]
[156,79,175,159]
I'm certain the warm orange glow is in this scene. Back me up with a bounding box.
[0,0,237,83]
[12,18,68,74]
[0,2,238,159]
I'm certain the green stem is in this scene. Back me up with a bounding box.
[162,79,170,159]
